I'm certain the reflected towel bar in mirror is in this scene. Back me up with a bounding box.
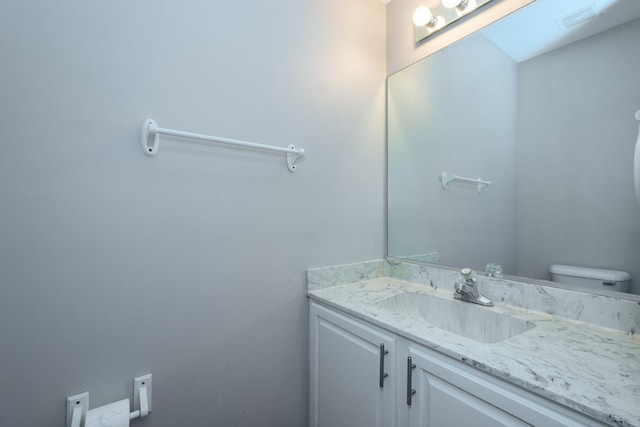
[439,171,492,192]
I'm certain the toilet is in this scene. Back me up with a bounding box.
[550,264,630,293]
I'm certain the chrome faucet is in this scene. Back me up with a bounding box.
[454,268,493,307]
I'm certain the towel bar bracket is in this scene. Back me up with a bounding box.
[141,119,160,157]
[286,144,304,172]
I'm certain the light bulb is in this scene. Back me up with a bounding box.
[443,0,471,11]
[413,6,434,27]
[442,0,461,8]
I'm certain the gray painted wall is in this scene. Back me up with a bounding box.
[517,18,640,293]
[0,1,386,426]
[388,34,518,274]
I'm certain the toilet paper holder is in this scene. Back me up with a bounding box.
[66,374,152,427]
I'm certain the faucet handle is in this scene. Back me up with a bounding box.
[459,268,476,284]
[484,263,503,278]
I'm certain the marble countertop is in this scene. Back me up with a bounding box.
[308,271,640,427]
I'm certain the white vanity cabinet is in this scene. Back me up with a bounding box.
[310,301,607,427]
[310,302,397,427]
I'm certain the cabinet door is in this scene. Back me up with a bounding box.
[406,346,530,427]
[405,345,602,427]
[310,302,396,427]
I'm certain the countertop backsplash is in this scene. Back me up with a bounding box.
[308,259,640,335]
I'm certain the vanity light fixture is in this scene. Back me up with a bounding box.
[413,0,493,43]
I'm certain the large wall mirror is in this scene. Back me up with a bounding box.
[387,0,640,298]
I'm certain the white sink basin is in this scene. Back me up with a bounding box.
[376,292,535,343]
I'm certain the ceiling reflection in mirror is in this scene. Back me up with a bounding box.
[387,0,640,298]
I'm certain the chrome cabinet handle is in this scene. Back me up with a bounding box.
[407,356,417,406]
[379,343,389,388]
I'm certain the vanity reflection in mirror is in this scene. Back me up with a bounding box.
[387,0,640,298]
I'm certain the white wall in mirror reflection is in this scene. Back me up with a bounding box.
[387,17,640,295]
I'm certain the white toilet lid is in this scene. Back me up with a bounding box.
[550,264,631,282]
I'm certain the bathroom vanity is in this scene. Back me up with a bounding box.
[307,260,640,427]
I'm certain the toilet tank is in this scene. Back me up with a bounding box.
[550,264,630,293]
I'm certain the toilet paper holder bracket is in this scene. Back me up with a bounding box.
[66,374,152,427]
[132,374,152,418]
[66,392,88,427]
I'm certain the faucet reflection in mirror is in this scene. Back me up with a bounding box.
[413,0,494,43]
